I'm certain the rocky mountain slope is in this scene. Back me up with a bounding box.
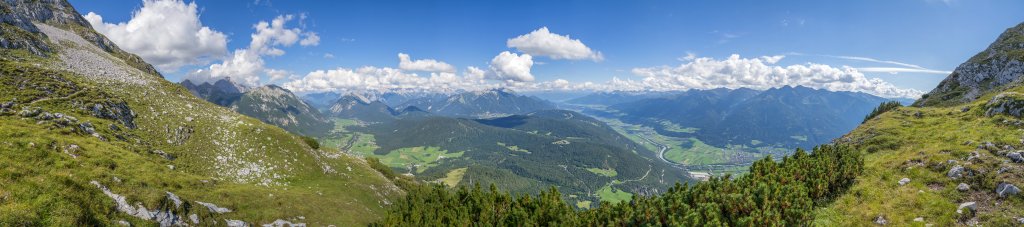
[328,94,398,123]
[0,0,400,225]
[230,85,334,137]
[180,78,246,106]
[916,22,1024,107]
[181,79,333,137]
[815,22,1024,226]
[396,88,556,118]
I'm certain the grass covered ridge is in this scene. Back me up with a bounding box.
[815,89,1024,226]
[0,46,401,225]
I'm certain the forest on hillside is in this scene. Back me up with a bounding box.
[372,144,863,226]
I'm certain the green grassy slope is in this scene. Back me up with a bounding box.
[814,89,1024,226]
[0,4,401,225]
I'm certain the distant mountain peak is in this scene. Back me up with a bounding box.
[397,89,555,118]
[328,94,397,122]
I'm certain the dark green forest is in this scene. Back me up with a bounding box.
[358,111,689,203]
[372,144,863,226]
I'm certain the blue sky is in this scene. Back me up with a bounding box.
[69,0,1024,97]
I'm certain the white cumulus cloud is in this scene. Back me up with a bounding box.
[281,66,495,93]
[507,27,603,61]
[397,53,456,73]
[250,14,319,56]
[488,51,535,82]
[83,0,228,72]
[187,14,318,86]
[265,69,293,82]
[279,53,920,99]
[630,54,923,98]
[187,49,264,85]
[299,32,320,46]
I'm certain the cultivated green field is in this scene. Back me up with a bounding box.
[596,184,633,204]
[586,168,618,177]
[439,167,468,187]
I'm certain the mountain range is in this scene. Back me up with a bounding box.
[578,86,893,149]
[181,78,334,137]
[395,88,556,118]
[326,94,398,123]
[180,78,247,106]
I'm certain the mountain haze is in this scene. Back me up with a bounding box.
[608,86,891,148]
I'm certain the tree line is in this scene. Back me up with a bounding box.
[863,101,902,123]
[371,144,863,226]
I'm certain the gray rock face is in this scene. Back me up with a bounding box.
[18,107,40,117]
[263,219,306,227]
[78,122,96,134]
[898,178,911,186]
[0,0,88,55]
[90,181,188,226]
[948,165,966,179]
[999,166,1011,174]
[957,202,977,214]
[980,141,999,151]
[225,219,249,227]
[985,92,1024,117]
[967,151,981,162]
[1008,152,1024,163]
[874,215,887,225]
[151,150,175,160]
[196,201,232,214]
[166,192,183,209]
[90,101,137,129]
[997,182,1021,198]
[916,22,1024,106]
[957,183,971,192]
[166,125,193,145]
[63,144,80,158]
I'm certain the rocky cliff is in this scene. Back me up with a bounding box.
[916,22,1024,106]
